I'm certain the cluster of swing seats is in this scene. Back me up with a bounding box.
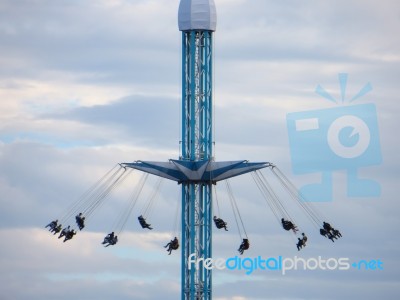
[45,212,180,254]
[213,215,340,254]
[102,232,118,247]
[320,222,342,242]
[45,164,343,256]
[45,213,84,243]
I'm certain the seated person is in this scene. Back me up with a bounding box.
[75,213,85,230]
[51,224,62,235]
[58,226,70,239]
[238,238,250,255]
[102,232,118,247]
[301,232,308,246]
[63,229,76,243]
[327,231,336,242]
[213,216,228,231]
[281,218,298,233]
[45,219,58,231]
[164,237,179,255]
[323,222,333,232]
[296,238,304,251]
[138,215,153,230]
[332,228,342,238]
[320,228,335,242]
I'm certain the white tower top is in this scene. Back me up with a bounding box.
[178,0,217,31]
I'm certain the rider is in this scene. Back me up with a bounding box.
[296,238,304,251]
[238,238,250,255]
[102,232,118,247]
[281,218,298,233]
[301,232,308,246]
[45,219,58,231]
[164,237,179,255]
[332,228,342,238]
[323,222,332,232]
[63,229,76,243]
[75,213,85,230]
[58,226,70,239]
[327,231,336,242]
[52,224,62,235]
[320,228,335,242]
[138,215,153,230]
[213,216,228,231]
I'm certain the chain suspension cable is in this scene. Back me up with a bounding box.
[225,179,248,239]
[172,194,181,238]
[112,172,149,236]
[80,167,126,218]
[224,180,242,240]
[141,177,163,219]
[59,164,123,225]
[71,166,124,222]
[258,170,295,220]
[273,166,321,224]
[84,168,132,219]
[58,164,120,221]
[270,166,322,229]
[251,171,281,223]
[252,171,301,242]
[213,184,221,217]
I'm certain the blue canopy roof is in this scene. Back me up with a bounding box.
[122,160,270,183]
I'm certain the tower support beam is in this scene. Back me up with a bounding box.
[123,1,270,299]
[181,28,214,300]
[181,30,213,162]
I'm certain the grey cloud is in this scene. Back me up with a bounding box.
[45,95,180,149]
[216,0,400,63]
[0,0,180,86]
[0,229,181,300]
[1,0,399,299]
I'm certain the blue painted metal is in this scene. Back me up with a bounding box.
[182,29,213,300]
[122,160,269,183]
[182,32,187,159]
[122,2,271,299]
[189,31,196,161]
[122,27,269,299]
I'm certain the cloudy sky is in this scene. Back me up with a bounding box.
[0,0,399,299]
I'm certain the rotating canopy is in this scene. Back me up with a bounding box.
[121,160,271,183]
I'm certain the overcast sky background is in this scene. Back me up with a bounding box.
[0,0,399,299]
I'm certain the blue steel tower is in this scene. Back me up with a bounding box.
[179,1,215,298]
[123,0,268,299]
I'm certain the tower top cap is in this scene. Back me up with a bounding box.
[178,0,217,31]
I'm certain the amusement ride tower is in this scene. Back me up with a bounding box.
[123,0,268,299]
